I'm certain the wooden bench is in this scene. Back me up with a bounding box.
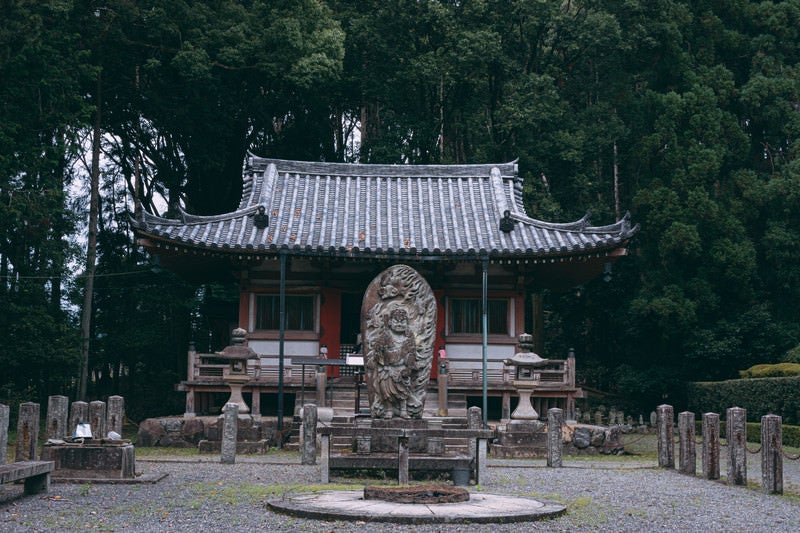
[0,461,55,495]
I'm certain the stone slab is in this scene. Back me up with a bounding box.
[268,490,565,524]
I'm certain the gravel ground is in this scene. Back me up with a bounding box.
[2,452,800,532]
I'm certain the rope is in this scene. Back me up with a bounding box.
[617,433,651,447]
[745,444,762,454]
[782,450,800,460]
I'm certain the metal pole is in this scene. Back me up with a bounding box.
[278,251,287,431]
[482,257,489,427]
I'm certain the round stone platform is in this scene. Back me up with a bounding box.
[267,489,566,524]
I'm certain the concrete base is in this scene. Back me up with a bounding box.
[268,490,566,524]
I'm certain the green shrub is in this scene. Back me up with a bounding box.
[687,376,800,425]
[693,420,800,447]
[739,363,800,378]
[784,344,800,364]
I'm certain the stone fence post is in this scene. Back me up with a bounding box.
[221,402,239,464]
[657,404,674,468]
[678,411,696,476]
[547,408,563,468]
[46,395,69,440]
[468,406,482,480]
[89,400,107,439]
[301,404,318,465]
[69,401,88,436]
[0,403,9,464]
[761,414,782,495]
[726,407,747,486]
[702,412,720,480]
[16,402,40,461]
[107,396,125,437]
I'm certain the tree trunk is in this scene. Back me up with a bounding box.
[78,72,101,401]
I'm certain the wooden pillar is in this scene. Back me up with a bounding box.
[250,387,261,417]
[530,292,544,355]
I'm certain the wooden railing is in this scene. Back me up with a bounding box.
[189,350,574,389]
[446,358,574,388]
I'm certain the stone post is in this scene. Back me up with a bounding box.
[107,396,125,437]
[702,412,721,480]
[69,401,89,436]
[46,395,69,440]
[657,404,674,468]
[315,364,327,406]
[726,407,747,486]
[476,437,488,485]
[221,402,239,464]
[468,406,481,478]
[678,411,696,475]
[89,400,107,439]
[761,414,782,495]
[547,408,564,468]
[301,404,318,465]
[0,403,9,465]
[398,436,410,485]
[16,402,40,461]
[320,434,330,483]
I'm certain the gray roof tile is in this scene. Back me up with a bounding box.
[133,156,638,259]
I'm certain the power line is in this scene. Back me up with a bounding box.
[0,270,152,280]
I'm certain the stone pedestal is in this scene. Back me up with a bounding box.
[510,384,539,420]
[490,420,547,458]
[223,374,250,414]
[369,419,428,452]
[42,441,135,479]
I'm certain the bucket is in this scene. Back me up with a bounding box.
[451,466,471,486]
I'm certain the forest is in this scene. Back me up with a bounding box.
[1,0,799,420]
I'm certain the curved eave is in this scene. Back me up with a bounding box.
[135,228,634,262]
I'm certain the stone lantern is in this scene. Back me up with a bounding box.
[503,333,549,420]
[217,328,259,414]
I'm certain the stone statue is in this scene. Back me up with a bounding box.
[362,265,436,419]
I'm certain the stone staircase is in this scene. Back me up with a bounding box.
[284,381,471,452]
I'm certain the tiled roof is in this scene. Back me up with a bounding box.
[132,156,638,259]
